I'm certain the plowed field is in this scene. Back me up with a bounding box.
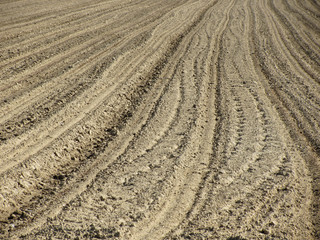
[1,0,319,239]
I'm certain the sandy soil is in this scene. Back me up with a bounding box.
[0,0,319,239]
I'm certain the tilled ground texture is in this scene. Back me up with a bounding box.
[0,0,319,239]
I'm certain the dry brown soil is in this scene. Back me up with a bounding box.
[0,0,320,239]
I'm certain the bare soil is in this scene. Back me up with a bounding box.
[0,0,319,239]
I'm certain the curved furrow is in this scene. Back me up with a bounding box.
[268,0,320,69]
[304,30,320,50]
[293,0,320,21]
[279,0,320,53]
[254,0,320,156]
[0,1,118,42]
[0,0,202,168]
[0,0,141,59]
[0,0,142,42]
[0,0,169,80]
[127,2,245,239]
[0,1,191,101]
[11,0,224,239]
[0,1,193,143]
[0,34,172,238]
[306,0,320,13]
[259,0,320,143]
[168,0,314,238]
[0,19,120,79]
[231,54,313,239]
[113,16,206,176]
[127,43,203,240]
[1,61,179,239]
[280,0,320,33]
[91,31,200,177]
[0,0,109,30]
[257,1,320,116]
[1,0,319,239]
[166,2,249,235]
[0,0,176,98]
[249,1,320,237]
[269,22,320,84]
[0,30,151,143]
[0,28,150,124]
[0,15,184,169]
[298,2,320,19]
[78,3,219,239]
[0,22,152,114]
[0,1,216,238]
[163,0,249,238]
[258,3,320,108]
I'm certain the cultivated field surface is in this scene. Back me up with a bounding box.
[0,0,319,239]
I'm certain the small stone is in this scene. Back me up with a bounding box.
[260,229,269,234]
